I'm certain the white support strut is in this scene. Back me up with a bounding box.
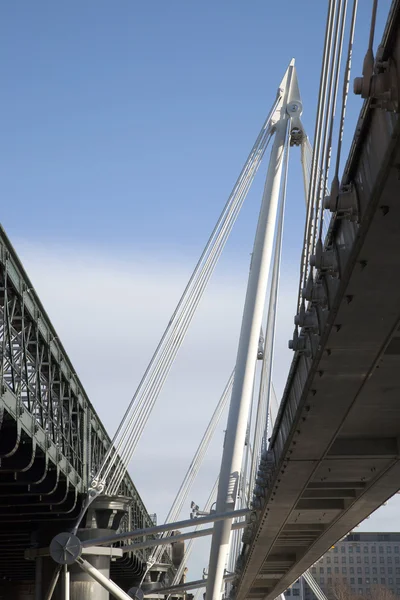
[206,60,302,600]
[121,520,246,553]
[76,558,133,600]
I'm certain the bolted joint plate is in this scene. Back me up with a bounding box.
[324,183,359,221]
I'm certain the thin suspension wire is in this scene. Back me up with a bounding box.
[94,101,278,487]
[309,0,339,256]
[368,0,379,52]
[333,0,359,183]
[318,0,348,239]
[148,375,233,565]
[104,122,272,489]
[301,136,329,241]
[296,0,337,312]
[96,100,280,493]
[168,478,219,593]
[106,133,272,493]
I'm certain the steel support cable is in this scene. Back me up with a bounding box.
[106,127,274,494]
[100,117,278,494]
[249,132,290,493]
[310,0,342,249]
[301,136,330,240]
[332,0,359,187]
[107,250,235,494]
[107,175,262,496]
[107,140,269,492]
[169,478,219,592]
[303,571,329,600]
[93,99,280,492]
[104,123,275,493]
[105,138,268,492]
[149,374,233,565]
[267,383,279,436]
[300,0,337,288]
[308,0,340,262]
[300,136,318,256]
[317,0,348,240]
[296,0,337,312]
[307,0,339,257]
[107,129,275,495]
[368,0,379,54]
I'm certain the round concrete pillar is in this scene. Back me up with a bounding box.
[69,552,111,600]
[70,495,131,600]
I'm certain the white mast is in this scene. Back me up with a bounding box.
[205,60,303,600]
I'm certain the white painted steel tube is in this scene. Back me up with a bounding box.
[206,64,295,600]
[64,565,70,600]
[81,507,251,548]
[44,564,62,600]
[77,558,133,600]
[121,520,246,553]
[148,574,236,597]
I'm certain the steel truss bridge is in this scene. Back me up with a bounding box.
[1,1,400,600]
[0,227,176,596]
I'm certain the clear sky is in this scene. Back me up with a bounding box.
[0,0,397,584]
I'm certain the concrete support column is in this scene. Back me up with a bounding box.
[69,552,111,600]
[34,496,130,600]
[69,496,130,600]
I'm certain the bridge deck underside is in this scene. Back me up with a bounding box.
[236,6,400,600]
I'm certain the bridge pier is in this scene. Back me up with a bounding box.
[68,548,116,600]
[33,496,132,600]
[69,495,130,600]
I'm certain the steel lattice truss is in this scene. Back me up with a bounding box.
[0,225,171,581]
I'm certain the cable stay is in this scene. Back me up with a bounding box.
[148,374,233,568]
[167,478,219,594]
[45,18,364,591]
[303,570,329,600]
[296,0,352,317]
[87,95,281,501]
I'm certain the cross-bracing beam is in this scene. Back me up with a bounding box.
[44,508,251,600]
[146,574,236,597]
[121,520,246,553]
[80,507,251,549]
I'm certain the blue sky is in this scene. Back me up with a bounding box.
[0,1,392,260]
[1,0,398,582]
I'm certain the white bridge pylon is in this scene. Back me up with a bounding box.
[206,60,305,600]
[43,59,313,600]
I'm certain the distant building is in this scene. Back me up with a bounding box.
[285,533,400,599]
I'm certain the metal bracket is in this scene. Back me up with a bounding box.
[310,239,338,274]
[289,125,304,146]
[257,331,264,360]
[302,275,328,307]
[294,304,319,333]
[324,182,359,221]
[288,328,311,356]
[355,56,399,112]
